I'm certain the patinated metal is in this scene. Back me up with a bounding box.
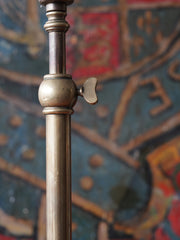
[38,1,97,240]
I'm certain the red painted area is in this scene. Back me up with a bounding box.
[68,13,120,78]
[158,182,175,197]
[128,0,180,4]
[128,0,180,3]
[166,168,174,177]
[0,234,16,240]
[154,228,171,240]
[176,172,180,189]
[0,234,32,240]
[168,199,180,237]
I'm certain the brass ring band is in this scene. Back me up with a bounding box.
[43,107,73,115]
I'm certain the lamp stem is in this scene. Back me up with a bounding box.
[39,1,76,240]
[38,2,98,240]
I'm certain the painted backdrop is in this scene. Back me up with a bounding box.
[0,0,180,240]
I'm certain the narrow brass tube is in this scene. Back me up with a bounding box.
[38,1,98,240]
[46,115,71,240]
[49,32,66,74]
[38,1,76,240]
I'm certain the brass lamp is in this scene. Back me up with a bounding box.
[38,1,98,240]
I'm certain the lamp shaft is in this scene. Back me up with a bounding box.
[39,1,98,240]
[38,2,75,240]
[46,114,71,240]
[49,32,66,74]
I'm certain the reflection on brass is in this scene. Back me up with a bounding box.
[38,1,98,240]
[78,77,98,105]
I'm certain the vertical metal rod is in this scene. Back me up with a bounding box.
[49,32,66,74]
[38,1,97,240]
[45,4,71,239]
[46,114,71,240]
[38,1,76,240]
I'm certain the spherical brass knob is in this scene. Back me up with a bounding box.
[39,0,74,5]
[38,75,77,109]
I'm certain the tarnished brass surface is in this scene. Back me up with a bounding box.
[38,2,74,240]
[46,114,71,240]
[45,4,68,74]
[38,0,98,240]
[39,75,77,109]
[78,77,98,105]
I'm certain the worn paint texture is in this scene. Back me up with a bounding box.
[0,0,180,239]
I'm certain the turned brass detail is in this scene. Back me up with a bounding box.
[38,1,98,240]
[39,74,77,110]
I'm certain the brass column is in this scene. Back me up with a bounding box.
[38,1,98,240]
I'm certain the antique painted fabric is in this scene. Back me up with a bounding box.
[0,0,180,239]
